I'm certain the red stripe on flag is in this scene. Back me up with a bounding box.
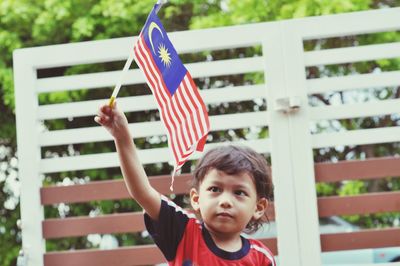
[134,41,180,162]
[133,34,210,171]
[176,84,197,145]
[181,77,202,140]
[136,41,185,162]
[169,90,190,151]
[183,74,209,151]
[187,72,210,133]
[172,86,193,149]
[137,37,194,162]
[174,87,195,147]
[138,39,192,160]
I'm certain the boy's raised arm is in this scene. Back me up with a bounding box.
[94,103,161,220]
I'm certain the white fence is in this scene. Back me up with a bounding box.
[14,7,400,266]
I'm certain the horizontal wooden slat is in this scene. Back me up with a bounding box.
[42,192,400,239]
[320,228,400,252]
[19,8,400,71]
[41,174,192,205]
[38,94,155,120]
[22,22,271,69]
[39,111,269,147]
[19,8,400,70]
[43,209,276,239]
[309,98,400,121]
[315,157,400,182]
[44,238,278,266]
[306,70,400,94]
[311,126,400,148]
[304,42,400,67]
[259,238,278,255]
[43,228,400,265]
[39,139,271,174]
[297,7,400,40]
[318,192,400,217]
[37,68,144,93]
[39,120,162,147]
[42,207,276,239]
[44,245,165,266]
[37,84,266,120]
[41,156,400,203]
[36,57,264,93]
[43,213,144,239]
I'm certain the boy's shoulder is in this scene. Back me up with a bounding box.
[160,195,198,219]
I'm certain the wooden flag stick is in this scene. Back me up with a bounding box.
[108,0,168,107]
[108,51,135,107]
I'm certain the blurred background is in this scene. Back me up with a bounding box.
[1,0,400,265]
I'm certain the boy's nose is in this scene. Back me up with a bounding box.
[218,193,233,208]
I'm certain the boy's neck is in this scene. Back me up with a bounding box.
[205,225,243,252]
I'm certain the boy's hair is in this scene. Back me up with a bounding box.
[192,145,273,233]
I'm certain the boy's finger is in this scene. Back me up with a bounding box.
[94,116,103,125]
[96,116,111,125]
[100,104,112,114]
[95,112,111,123]
[97,108,113,120]
[97,109,105,117]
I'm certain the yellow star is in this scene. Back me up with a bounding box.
[158,43,172,67]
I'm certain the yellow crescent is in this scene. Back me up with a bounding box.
[148,22,164,53]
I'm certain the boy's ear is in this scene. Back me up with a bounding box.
[190,188,200,212]
[253,198,268,220]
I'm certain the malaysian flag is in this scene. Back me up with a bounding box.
[133,3,210,180]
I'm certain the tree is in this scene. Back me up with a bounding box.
[1,0,399,265]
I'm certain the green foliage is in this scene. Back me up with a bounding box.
[316,182,336,196]
[1,0,400,265]
[339,180,367,196]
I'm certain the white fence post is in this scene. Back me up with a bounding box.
[262,25,303,265]
[262,22,321,266]
[282,21,322,265]
[14,50,45,266]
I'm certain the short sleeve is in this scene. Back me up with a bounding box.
[144,195,191,261]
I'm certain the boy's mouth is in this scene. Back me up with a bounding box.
[216,212,233,218]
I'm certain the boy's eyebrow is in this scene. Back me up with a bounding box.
[233,184,252,191]
[208,180,223,186]
[208,180,252,191]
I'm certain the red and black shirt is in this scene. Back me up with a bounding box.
[144,195,276,266]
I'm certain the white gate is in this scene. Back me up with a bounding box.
[13,7,400,266]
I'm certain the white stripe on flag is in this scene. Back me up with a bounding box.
[136,37,194,163]
[174,87,196,147]
[134,40,180,162]
[181,77,202,140]
[184,75,209,138]
[170,88,194,150]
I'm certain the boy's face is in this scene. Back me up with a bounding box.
[190,168,268,236]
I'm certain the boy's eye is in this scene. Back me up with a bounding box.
[235,190,247,196]
[208,186,220,193]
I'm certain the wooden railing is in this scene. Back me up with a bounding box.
[315,157,400,253]
[41,157,400,265]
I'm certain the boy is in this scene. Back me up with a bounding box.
[95,103,276,265]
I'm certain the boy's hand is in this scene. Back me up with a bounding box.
[95,102,161,220]
[94,102,130,140]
